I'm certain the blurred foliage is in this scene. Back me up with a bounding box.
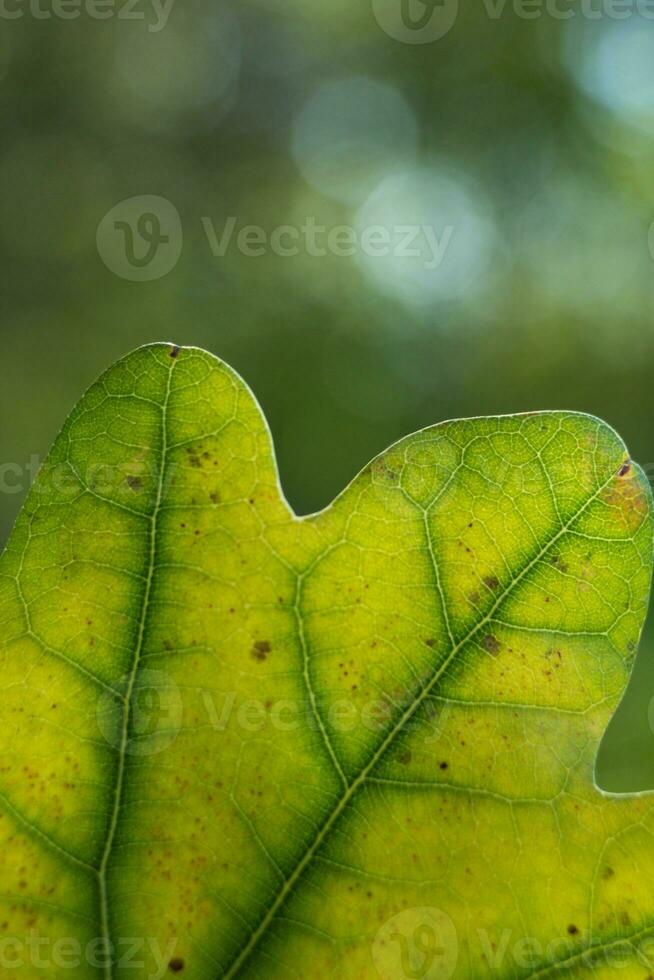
[1,0,654,789]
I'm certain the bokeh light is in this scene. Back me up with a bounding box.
[291,77,419,205]
[567,18,654,135]
[354,167,498,309]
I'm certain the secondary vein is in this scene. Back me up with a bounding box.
[294,572,348,789]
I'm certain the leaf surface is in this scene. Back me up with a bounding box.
[0,343,652,980]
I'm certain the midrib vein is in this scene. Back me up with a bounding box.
[222,468,618,980]
[97,358,176,979]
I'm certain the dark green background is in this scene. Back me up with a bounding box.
[1,0,653,789]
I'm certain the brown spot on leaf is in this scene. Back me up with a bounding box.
[209,492,221,504]
[482,634,501,655]
[601,464,649,532]
[126,475,142,491]
[425,638,436,648]
[567,924,579,936]
[373,460,398,483]
[168,959,184,973]
[398,751,412,766]
[550,554,569,574]
[170,345,180,359]
[483,576,499,591]
[251,640,271,661]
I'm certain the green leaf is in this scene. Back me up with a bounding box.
[0,342,652,980]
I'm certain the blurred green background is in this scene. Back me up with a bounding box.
[1,0,654,790]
